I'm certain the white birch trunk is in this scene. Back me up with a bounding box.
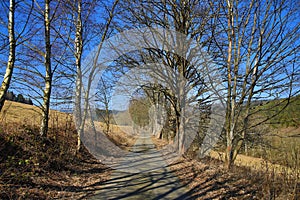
[40,0,52,136]
[0,0,16,112]
[75,0,83,151]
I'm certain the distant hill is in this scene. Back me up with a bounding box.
[259,95,300,127]
[95,108,132,126]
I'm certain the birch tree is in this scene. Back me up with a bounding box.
[0,0,16,112]
[12,0,66,137]
[211,0,300,169]
[39,0,52,136]
[74,0,84,150]
[74,0,119,151]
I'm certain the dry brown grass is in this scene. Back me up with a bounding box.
[0,119,111,199]
[152,136,299,199]
[169,157,261,199]
[0,101,117,199]
[0,101,135,148]
[170,156,300,200]
[209,151,299,176]
[0,100,73,129]
[94,122,137,149]
[2,100,298,199]
[151,136,169,149]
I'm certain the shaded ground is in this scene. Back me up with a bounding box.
[170,158,259,200]
[1,123,298,199]
[152,139,299,200]
[87,131,279,200]
[89,130,192,200]
[0,124,112,199]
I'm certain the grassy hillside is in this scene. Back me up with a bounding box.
[0,101,112,199]
[262,95,300,128]
[244,95,300,168]
[0,100,138,199]
[0,100,74,129]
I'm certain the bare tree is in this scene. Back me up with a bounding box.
[74,0,84,150]
[113,0,215,155]
[46,0,100,150]
[11,0,69,137]
[75,0,119,151]
[39,0,53,136]
[96,77,113,134]
[210,0,300,169]
[0,0,16,112]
